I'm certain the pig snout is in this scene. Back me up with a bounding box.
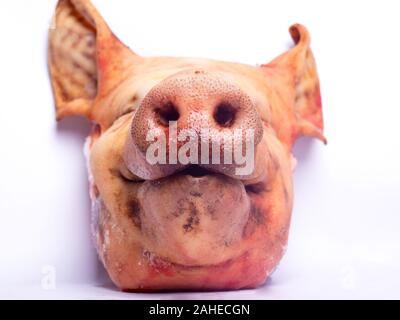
[124,69,264,180]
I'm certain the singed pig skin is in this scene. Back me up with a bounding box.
[48,0,325,291]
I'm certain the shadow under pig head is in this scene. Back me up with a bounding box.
[48,0,326,291]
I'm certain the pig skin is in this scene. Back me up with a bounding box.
[48,0,325,291]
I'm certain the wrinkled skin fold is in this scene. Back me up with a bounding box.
[48,0,325,291]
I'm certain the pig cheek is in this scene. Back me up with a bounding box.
[93,198,150,289]
[243,154,293,274]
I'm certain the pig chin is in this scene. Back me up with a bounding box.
[137,171,251,267]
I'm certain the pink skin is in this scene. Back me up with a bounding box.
[49,0,325,291]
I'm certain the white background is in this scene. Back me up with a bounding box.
[0,0,399,299]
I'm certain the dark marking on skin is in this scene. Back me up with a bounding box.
[276,226,288,242]
[112,189,123,208]
[92,184,100,198]
[82,51,94,61]
[242,202,267,239]
[85,35,95,48]
[268,226,289,253]
[109,167,141,183]
[280,172,290,207]
[130,94,138,104]
[71,59,96,81]
[245,182,269,194]
[172,198,188,217]
[97,221,104,244]
[189,190,202,197]
[283,184,289,206]
[119,106,135,118]
[118,95,138,119]
[250,202,266,225]
[127,200,142,229]
[183,203,200,233]
[224,239,233,247]
[109,168,121,179]
[54,76,69,101]
[205,198,221,219]
[206,203,216,216]
[149,180,163,189]
[91,123,102,139]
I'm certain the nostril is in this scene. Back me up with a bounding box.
[213,102,237,127]
[154,102,180,126]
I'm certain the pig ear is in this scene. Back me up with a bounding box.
[262,24,326,144]
[48,0,138,121]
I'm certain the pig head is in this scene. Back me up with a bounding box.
[48,0,325,291]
